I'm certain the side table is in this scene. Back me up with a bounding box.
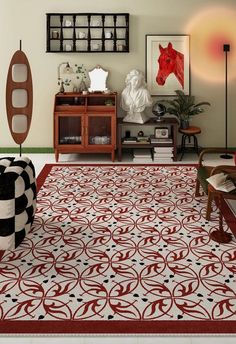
[117,117,179,161]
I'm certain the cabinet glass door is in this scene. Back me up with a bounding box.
[59,116,82,145]
[87,116,111,145]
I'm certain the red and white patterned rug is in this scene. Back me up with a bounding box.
[0,164,236,335]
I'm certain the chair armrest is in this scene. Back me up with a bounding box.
[211,165,236,179]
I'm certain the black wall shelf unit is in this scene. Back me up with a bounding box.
[46,13,129,53]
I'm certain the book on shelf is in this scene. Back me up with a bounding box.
[153,146,173,153]
[153,149,173,154]
[124,141,150,144]
[123,137,151,144]
[153,158,173,163]
[133,158,153,163]
[122,136,137,143]
[153,153,173,158]
[133,149,152,163]
[136,136,150,142]
[151,137,173,144]
[133,148,152,158]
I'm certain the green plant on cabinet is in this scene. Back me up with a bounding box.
[62,64,88,92]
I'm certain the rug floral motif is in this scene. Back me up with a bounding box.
[0,165,236,334]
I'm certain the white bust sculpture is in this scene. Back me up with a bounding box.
[120,69,152,124]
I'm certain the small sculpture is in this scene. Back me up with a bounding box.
[120,69,152,124]
[152,102,166,122]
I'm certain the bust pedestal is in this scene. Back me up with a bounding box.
[123,111,149,124]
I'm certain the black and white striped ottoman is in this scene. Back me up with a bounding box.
[0,157,36,250]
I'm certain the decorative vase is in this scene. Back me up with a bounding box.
[79,79,87,92]
[180,119,189,129]
[59,81,65,94]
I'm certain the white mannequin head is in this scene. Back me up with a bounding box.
[125,69,145,90]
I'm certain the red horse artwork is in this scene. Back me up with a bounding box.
[156,42,184,89]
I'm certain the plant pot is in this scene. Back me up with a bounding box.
[180,120,189,129]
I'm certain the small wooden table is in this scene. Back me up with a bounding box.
[179,126,201,160]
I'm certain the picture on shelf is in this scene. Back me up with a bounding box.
[145,34,190,95]
[155,127,169,138]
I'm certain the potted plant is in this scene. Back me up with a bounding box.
[161,90,210,129]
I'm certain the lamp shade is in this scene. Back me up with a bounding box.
[63,62,73,74]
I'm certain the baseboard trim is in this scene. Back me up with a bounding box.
[0,146,235,155]
[0,147,54,153]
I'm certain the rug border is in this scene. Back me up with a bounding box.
[1,163,236,335]
[0,320,236,334]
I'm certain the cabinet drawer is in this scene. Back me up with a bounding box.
[55,105,85,112]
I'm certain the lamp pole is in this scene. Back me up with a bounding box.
[220,44,232,159]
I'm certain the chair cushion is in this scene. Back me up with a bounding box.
[0,157,36,250]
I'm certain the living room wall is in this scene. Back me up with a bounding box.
[0,0,236,149]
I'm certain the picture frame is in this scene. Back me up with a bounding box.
[154,127,169,139]
[145,34,190,96]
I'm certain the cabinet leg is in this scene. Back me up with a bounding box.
[111,150,115,162]
[118,147,122,161]
[55,150,59,162]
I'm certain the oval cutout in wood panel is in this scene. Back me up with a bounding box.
[12,64,28,82]
[12,89,28,108]
[12,114,28,133]
[6,49,33,145]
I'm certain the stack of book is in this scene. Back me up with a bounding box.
[153,146,173,163]
[136,136,150,144]
[123,136,137,143]
[123,136,150,144]
[133,149,153,163]
[150,136,173,144]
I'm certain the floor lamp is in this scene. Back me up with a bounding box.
[220,43,232,159]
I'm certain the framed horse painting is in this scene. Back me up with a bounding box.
[145,34,190,96]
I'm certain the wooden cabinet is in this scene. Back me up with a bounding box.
[46,13,129,53]
[117,117,179,161]
[54,92,117,162]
